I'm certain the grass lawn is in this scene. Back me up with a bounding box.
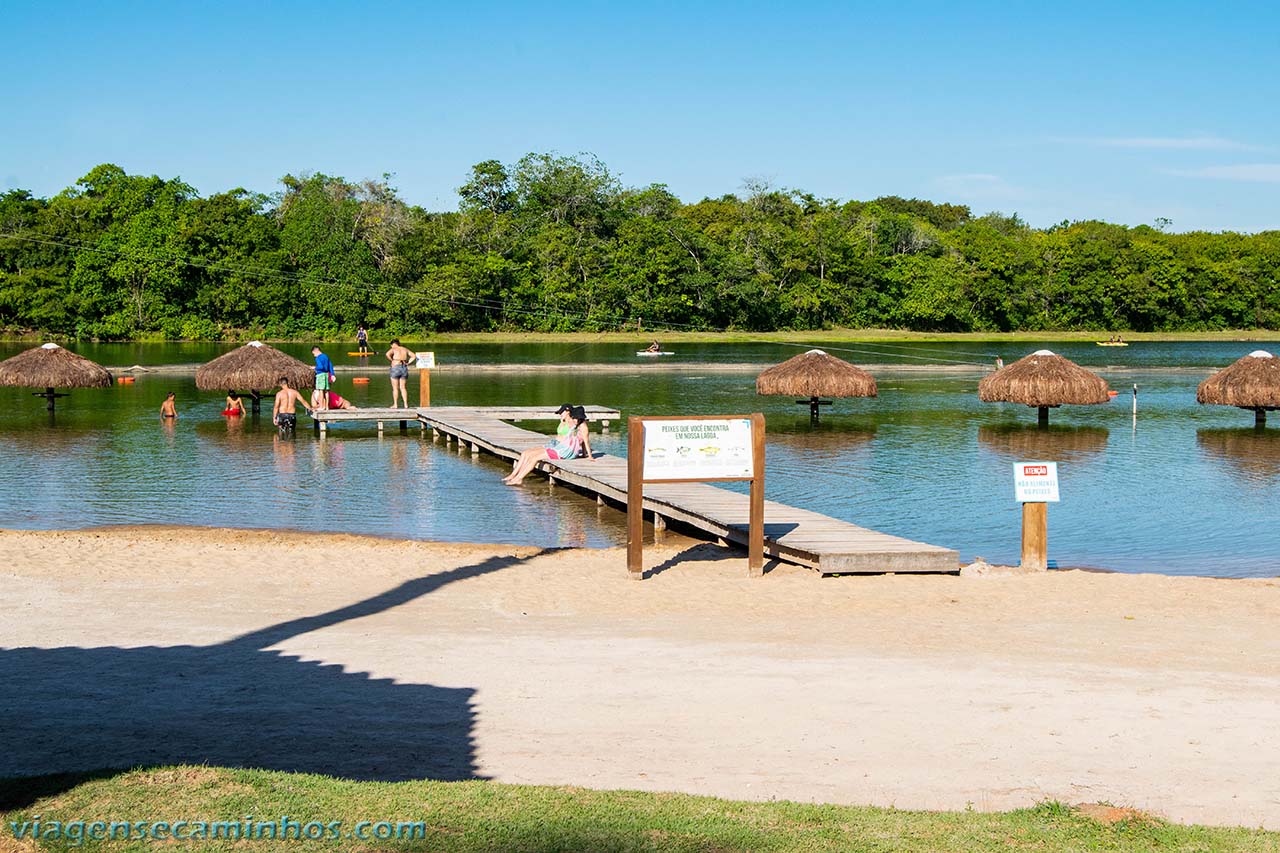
[2,767,1275,852]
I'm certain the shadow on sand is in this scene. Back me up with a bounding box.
[0,553,533,808]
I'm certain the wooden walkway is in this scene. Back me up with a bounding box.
[311,405,620,434]
[320,406,958,575]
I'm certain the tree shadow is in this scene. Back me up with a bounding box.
[0,553,532,808]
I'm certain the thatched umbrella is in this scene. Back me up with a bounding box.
[0,343,113,412]
[195,341,314,413]
[1196,350,1280,427]
[978,349,1110,427]
[756,349,877,420]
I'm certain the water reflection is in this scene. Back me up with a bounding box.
[766,420,878,463]
[1196,428,1280,485]
[978,424,1110,462]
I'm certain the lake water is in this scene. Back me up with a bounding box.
[1,340,1277,578]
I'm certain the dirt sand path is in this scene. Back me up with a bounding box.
[2,526,1277,828]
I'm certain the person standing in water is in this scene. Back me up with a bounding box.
[272,376,308,433]
[312,345,336,411]
[159,392,178,418]
[385,338,417,408]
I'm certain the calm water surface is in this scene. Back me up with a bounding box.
[0,341,1276,577]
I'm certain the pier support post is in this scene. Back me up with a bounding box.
[1020,502,1048,571]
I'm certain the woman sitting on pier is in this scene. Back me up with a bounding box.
[502,405,593,485]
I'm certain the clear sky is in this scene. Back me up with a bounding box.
[3,1,1277,232]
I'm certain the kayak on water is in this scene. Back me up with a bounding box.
[636,351,675,356]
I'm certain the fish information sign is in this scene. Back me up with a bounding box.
[628,414,765,579]
[642,418,754,480]
[1014,461,1059,503]
[415,351,436,369]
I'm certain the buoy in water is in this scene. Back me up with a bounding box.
[352,377,371,384]
[117,376,135,384]
[1107,390,1118,398]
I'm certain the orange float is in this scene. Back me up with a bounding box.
[351,377,371,384]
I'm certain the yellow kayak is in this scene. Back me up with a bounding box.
[1095,341,1129,347]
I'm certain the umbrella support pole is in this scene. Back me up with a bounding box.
[1037,406,1049,428]
[250,391,262,414]
[797,397,832,421]
[32,387,69,412]
[1257,408,1267,428]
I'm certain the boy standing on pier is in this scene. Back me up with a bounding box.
[312,345,336,411]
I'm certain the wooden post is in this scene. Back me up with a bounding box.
[1020,502,1048,571]
[749,412,765,575]
[1256,408,1266,428]
[1037,406,1049,428]
[627,416,644,579]
[419,366,430,407]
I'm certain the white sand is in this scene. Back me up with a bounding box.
[2,526,1278,828]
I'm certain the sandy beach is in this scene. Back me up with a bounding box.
[2,526,1278,829]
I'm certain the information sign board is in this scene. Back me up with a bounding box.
[1014,461,1060,503]
[642,418,753,480]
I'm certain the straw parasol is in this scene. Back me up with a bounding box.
[1195,350,1280,427]
[978,349,1110,427]
[195,341,314,412]
[0,343,113,412]
[756,349,877,420]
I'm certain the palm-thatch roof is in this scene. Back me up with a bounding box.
[0,343,113,389]
[756,350,877,398]
[1195,351,1280,411]
[195,341,314,392]
[978,350,1109,407]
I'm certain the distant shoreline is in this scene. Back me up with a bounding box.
[4,328,1280,346]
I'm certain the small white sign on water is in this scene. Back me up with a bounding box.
[1014,461,1060,503]
[643,418,753,480]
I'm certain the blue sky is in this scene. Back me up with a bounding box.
[3,1,1278,231]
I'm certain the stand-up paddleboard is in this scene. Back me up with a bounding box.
[347,351,376,356]
[636,351,675,356]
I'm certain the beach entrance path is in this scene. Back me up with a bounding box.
[311,406,960,574]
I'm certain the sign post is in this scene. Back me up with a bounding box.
[627,414,765,580]
[416,351,435,407]
[1013,461,1059,571]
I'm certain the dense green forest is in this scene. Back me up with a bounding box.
[1,156,1278,339]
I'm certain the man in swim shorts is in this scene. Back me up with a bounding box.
[385,338,417,408]
[273,376,307,432]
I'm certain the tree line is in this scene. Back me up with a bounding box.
[1,156,1277,340]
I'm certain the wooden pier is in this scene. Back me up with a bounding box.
[310,406,959,575]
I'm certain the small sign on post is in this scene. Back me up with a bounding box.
[416,351,435,407]
[627,415,765,580]
[1013,461,1059,571]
